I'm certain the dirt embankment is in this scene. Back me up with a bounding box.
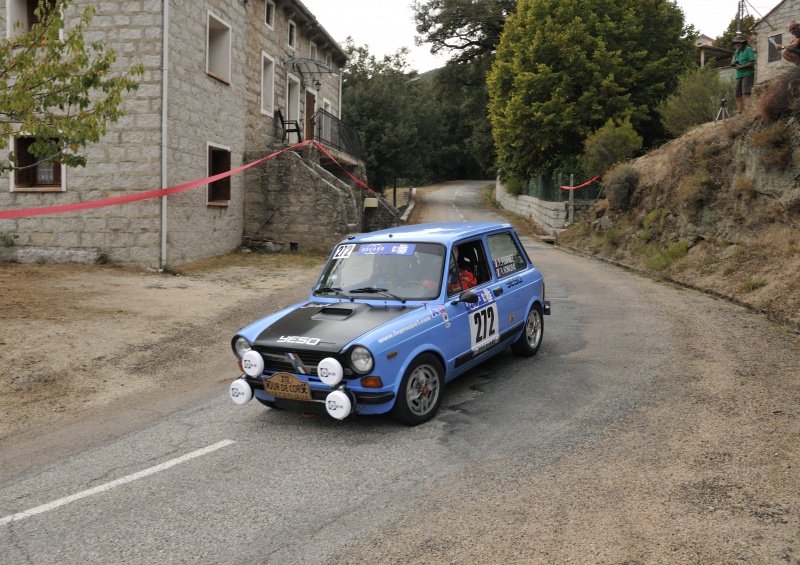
[558,86,800,330]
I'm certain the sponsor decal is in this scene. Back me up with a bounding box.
[378,314,433,344]
[506,276,523,288]
[277,335,321,345]
[493,254,521,278]
[428,305,449,322]
[357,243,416,256]
[465,288,495,312]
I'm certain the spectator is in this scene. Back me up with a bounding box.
[731,36,756,113]
[776,21,800,63]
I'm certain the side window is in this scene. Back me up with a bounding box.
[261,52,275,115]
[447,240,490,295]
[207,143,231,204]
[264,0,274,29]
[10,136,63,191]
[207,11,231,84]
[486,232,527,278]
[7,0,50,37]
[769,34,782,62]
[288,20,296,50]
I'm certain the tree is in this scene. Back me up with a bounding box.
[657,65,735,137]
[412,0,518,178]
[341,41,442,190]
[715,14,756,51]
[0,0,143,173]
[487,0,695,180]
[412,0,517,64]
[580,117,643,178]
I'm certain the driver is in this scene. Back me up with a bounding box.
[447,246,478,294]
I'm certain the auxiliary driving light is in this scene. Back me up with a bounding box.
[241,350,265,377]
[317,357,344,386]
[229,378,253,405]
[325,389,352,420]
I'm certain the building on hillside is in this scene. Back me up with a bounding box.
[754,0,800,83]
[694,34,735,81]
[0,0,392,267]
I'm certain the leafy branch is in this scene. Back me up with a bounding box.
[0,0,143,172]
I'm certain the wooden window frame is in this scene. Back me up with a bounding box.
[10,135,64,192]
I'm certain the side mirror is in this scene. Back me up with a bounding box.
[451,289,479,305]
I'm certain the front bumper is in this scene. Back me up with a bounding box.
[240,374,395,405]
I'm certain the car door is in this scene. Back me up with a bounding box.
[485,230,530,337]
[443,238,504,376]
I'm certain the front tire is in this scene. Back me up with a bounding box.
[391,353,444,426]
[511,303,543,357]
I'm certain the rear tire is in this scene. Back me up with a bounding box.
[511,303,543,357]
[391,353,444,426]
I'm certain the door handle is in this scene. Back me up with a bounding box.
[492,287,503,297]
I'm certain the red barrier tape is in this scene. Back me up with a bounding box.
[560,175,600,190]
[0,140,374,220]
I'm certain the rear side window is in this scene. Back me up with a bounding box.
[486,232,527,278]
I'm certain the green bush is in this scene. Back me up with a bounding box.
[658,65,735,137]
[581,117,643,178]
[504,175,526,197]
[603,164,639,211]
[645,241,689,271]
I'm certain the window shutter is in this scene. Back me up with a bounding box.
[14,138,34,187]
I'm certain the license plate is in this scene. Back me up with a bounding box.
[263,372,312,401]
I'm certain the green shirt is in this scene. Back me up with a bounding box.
[733,46,756,79]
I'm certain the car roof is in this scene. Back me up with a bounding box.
[342,222,515,245]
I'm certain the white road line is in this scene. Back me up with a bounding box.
[0,439,235,526]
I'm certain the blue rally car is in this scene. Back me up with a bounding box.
[229,222,550,425]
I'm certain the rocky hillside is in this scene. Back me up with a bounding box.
[558,70,800,329]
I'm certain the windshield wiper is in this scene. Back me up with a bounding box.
[313,286,346,297]
[349,287,406,304]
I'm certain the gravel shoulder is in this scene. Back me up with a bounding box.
[0,251,325,446]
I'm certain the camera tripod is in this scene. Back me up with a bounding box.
[715,98,730,122]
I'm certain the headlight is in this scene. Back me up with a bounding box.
[349,345,374,374]
[233,336,252,360]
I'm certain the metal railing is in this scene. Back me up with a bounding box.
[312,108,362,161]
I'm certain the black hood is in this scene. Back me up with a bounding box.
[254,302,418,353]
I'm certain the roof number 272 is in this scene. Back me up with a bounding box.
[471,304,497,347]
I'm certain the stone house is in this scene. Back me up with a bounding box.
[694,34,734,81]
[0,0,397,266]
[754,0,800,84]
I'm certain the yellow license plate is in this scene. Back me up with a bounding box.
[263,372,312,401]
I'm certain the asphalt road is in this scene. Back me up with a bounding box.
[1,182,796,564]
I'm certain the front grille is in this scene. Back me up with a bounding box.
[253,346,348,377]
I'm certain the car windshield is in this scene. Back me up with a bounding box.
[314,242,446,301]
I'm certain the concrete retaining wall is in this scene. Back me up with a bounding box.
[495,178,567,235]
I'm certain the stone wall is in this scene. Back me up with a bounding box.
[243,145,400,250]
[0,0,350,266]
[495,178,568,235]
[0,0,164,265]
